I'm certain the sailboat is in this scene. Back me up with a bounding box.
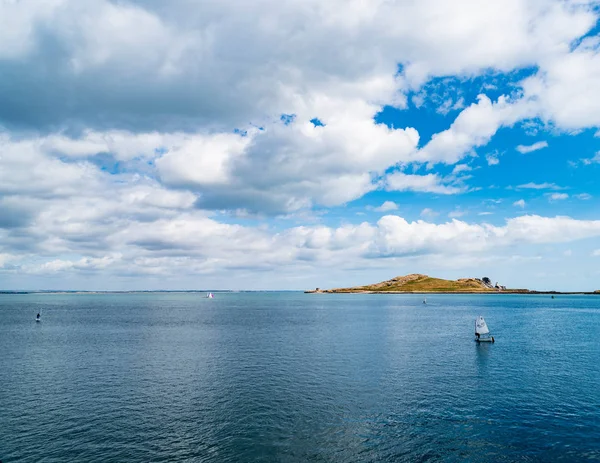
[36,310,41,322]
[475,316,494,343]
[423,297,427,304]
[206,292,214,299]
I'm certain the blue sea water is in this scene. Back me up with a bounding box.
[1,292,599,462]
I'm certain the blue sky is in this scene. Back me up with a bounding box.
[1,0,600,291]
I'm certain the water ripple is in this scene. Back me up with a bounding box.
[1,293,599,462]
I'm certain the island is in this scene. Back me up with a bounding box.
[305,273,599,294]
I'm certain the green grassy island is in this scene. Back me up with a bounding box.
[305,273,598,294]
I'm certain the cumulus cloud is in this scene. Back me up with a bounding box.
[119,214,600,274]
[368,214,600,258]
[3,144,600,289]
[2,0,600,289]
[42,130,168,160]
[521,38,600,130]
[374,201,398,212]
[516,141,548,154]
[33,255,123,274]
[0,0,589,133]
[178,103,421,212]
[156,133,251,187]
[1,112,420,214]
[417,95,535,164]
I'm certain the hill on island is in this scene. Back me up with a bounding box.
[307,274,515,293]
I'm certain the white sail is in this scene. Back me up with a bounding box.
[475,316,489,335]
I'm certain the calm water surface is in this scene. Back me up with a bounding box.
[1,292,599,462]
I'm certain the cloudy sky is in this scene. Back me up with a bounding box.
[2,0,600,291]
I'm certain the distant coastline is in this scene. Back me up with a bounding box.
[0,290,295,295]
[305,274,600,295]
[0,290,224,295]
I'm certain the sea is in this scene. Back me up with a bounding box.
[1,292,599,462]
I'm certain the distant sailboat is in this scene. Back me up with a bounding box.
[475,316,494,343]
[36,310,41,322]
[207,292,214,299]
[423,297,427,304]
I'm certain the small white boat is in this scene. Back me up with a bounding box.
[423,297,427,304]
[475,316,494,343]
[206,292,214,299]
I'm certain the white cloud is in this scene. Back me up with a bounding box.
[581,152,600,165]
[369,214,600,259]
[42,130,168,160]
[2,0,600,290]
[516,141,548,154]
[490,215,600,246]
[34,255,123,274]
[549,193,568,201]
[385,172,464,195]
[521,39,600,130]
[516,182,563,190]
[374,201,398,212]
[0,1,60,59]
[514,199,526,208]
[0,253,15,268]
[0,0,591,135]
[436,97,465,115]
[576,193,592,200]
[452,164,472,174]
[118,214,600,273]
[486,152,500,166]
[592,249,600,257]
[2,111,421,214]
[448,209,466,218]
[157,133,251,187]
[3,152,600,288]
[420,208,438,218]
[0,137,103,198]
[417,95,535,165]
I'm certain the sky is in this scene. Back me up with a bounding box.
[1,0,600,291]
